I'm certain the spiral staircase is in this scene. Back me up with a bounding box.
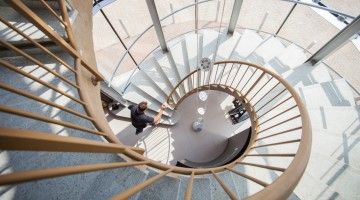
[0,0,360,200]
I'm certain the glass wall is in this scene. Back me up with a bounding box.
[92,0,359,92]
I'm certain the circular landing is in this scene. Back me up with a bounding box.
[134,90,251,165]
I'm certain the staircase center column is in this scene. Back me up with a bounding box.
[227,0,243,35]
[145,0,168,52]
[306,15,360,65]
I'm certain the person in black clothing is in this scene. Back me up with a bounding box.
[128,101,166,135]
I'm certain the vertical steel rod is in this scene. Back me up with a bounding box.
[230,64,242,87]
[225,63,235,85]
[227,0,243,35]
[304,40,317,53]
[215,1,220,21]
[195,0,199,33]
[170,3,175,24]
[118,19,130,38]
[258,12,269,33]
[213,0,226,61]
[146,0,168,52]
[275,3,297,35]
[306,15,360,65]
[185,171,195,200]
[96,1,138,66]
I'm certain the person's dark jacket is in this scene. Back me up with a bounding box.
[128,105,154,128]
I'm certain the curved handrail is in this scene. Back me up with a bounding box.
[0,0,340,198]
[149,60,312,199]
[79,59,312,198]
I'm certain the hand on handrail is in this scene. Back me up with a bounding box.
[161,103,167,110]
